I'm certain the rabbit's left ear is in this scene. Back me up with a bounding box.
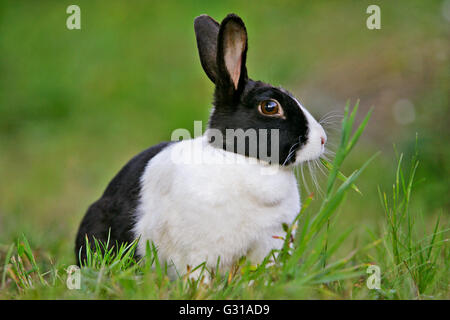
[194,14,220,83]
[217,14,248,95]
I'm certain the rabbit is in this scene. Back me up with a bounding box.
[75,13,327,279]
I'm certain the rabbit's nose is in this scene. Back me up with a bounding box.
[320,136,326,145]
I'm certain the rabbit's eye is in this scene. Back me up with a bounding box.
[259,99,283,117]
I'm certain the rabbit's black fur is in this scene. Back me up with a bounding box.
[75,142,172,265]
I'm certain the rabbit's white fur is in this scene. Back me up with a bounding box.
[133,98,325,278]
[294,98,327,163]
[133,135,300,277]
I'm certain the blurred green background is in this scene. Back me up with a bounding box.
[0,0,448,266]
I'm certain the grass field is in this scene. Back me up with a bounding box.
[0,1,448,299]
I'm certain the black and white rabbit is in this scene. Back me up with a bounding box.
[75,13,327,277]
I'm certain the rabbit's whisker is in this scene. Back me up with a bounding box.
[283,142,300,166]
[300,163,310,194]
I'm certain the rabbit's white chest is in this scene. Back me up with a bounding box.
[133,136,300,275]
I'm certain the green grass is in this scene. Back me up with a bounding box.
[1,103,448,299]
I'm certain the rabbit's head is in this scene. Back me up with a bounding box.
[194,14,326,166]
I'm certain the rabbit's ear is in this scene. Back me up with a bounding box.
[194,15,220,83]
[217,14,248,94]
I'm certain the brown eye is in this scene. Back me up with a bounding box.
[259,99,282,116]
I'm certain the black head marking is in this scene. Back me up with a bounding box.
[194,13,309,165]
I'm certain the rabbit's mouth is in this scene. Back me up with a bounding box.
[293,118,327,165]
[291,129,330,195]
